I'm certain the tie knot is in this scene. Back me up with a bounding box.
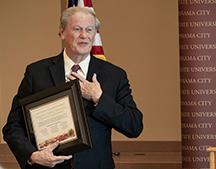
[71,64,80,73]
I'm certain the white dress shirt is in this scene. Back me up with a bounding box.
[63,49,90,82]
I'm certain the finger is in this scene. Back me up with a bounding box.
[54,155,73,161]
[66,74,76,81]
[65,155,73,160]
[71,72,86,82]
[78,83,85,95]
[50,155,72,166]
[46,141,59,151]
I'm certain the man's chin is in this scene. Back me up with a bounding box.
[77,49,91,56]
[75,52,90,58]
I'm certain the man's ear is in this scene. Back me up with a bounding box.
[59,28,65,40]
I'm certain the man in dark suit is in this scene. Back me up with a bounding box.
[3,7,143,169]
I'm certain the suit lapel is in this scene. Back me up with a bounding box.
[86,56,95,82]
[86,55,101,81]
[49,53,65,86]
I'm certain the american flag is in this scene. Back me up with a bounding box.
[67,0,106,60]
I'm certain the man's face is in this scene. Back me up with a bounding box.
[60,12,96,57]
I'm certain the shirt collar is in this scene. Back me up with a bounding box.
[63,49,90,79]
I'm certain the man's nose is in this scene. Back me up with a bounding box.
[79,30,88,38]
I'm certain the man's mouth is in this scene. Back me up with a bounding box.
[78,42,89,46]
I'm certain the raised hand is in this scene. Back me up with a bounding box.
[68,73,102,104]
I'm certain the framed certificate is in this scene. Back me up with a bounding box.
[20,79,92,155]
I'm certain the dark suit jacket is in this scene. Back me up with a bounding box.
[3,52,143,169]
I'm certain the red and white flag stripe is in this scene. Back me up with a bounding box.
[77,0,106,60]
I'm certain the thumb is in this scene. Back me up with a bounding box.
[92,73,98,82]
[47,141,60,152]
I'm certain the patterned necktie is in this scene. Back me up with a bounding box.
[71,64,80,73]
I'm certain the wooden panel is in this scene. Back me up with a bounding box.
[112,141,181,152]
[207,147,216,169]
[112,141,182,169]
[0,141,182,169]
[113,152,181,169]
